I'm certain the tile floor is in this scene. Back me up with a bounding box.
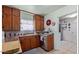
[23,40,77,54]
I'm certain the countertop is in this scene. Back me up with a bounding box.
[2,39,22,54]
[18,33,39,37]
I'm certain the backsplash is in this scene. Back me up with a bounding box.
[2,31,35,42]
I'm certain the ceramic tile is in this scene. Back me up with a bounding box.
[23,40,77,54]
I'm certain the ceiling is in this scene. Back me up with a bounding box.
[8,5,66,16]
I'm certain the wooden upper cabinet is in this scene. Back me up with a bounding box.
[12,16,20,31]
[12,8,20,16]
[34,15,44,32]
[2,6,11,15]
[40,16,44,31]
[2,6,20,31]
[12,8,20,31]
[34,15,40,31]
[2,6,12,31]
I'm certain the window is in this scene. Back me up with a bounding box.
[20,11,34,33]
[20,19,34,31]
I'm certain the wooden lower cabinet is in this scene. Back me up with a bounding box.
[30,36,37,48]
[19,35,54,52]
[30,35,40,48]
[47,34,54,51]
[35,35,40,47]
[19,36,30,52]
[19,35,40,52]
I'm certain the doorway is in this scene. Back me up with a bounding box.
[58,12,77,53]
[59,12,77,43]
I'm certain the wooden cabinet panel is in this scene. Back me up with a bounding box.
[2,6,20,31]
[25,37,30,51]
[19,37,30,52]
[12,15,20,31]
[34,15,40,31]
[40,17,44,31]
[34,15,44,32]
[2,6,12,31]
[30,35,40,48]
[2,6,11,15]
[20,39,27,52]
[2,14,12,31]
[35,20,40,31]
[19,35,40,52]
[12,8,20,16]
[12,8,20,31]
[47,35,54,51]
[30,36,37,48]
[35,35,40,47]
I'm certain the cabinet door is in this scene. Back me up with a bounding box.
[12,15,20,31]
[2,6,11,15]
[34,15,41,31]
[12,8,20,31]
[34,15,44,32]
[47,35,54,51]
[25,37,31,51]
[2,6,12,31]
[30,36,37,48]
[19,37,25,52]
[35,35,40,47]
[19,37,30,52]
[40,17,44,31]
[12,8,20,16]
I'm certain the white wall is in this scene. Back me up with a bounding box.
[44,5,77,49]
